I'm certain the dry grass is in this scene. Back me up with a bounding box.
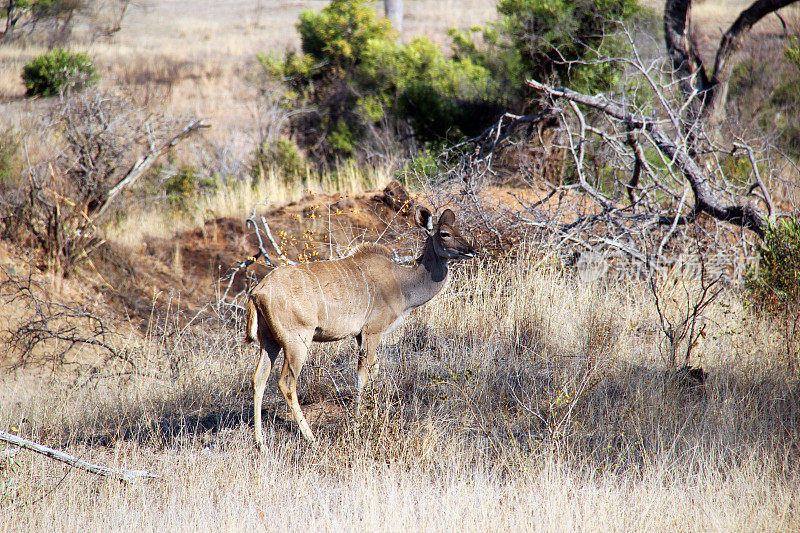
[103,161,393,247]
[1,1,800,529]
[1,251,798,530]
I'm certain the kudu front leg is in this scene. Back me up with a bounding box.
[355,333,381,417]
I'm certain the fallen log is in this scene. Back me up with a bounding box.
[0,431,159,483]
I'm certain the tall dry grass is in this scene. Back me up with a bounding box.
[103,161,393,247]
[1,251,798,530]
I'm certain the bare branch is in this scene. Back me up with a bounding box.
[664,0,799,124]
[708,0,798,123]
[0,431,159,483]
[736,142,776,224]
[527,79,767,237]
[625,130,645,206]
[470,111,553,159]
[88,119,209,224]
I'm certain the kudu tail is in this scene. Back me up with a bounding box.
[245,296,258,344]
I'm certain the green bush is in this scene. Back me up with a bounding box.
[262,0,504,158]
[297,0,392,67]
[263,0,639,162]
[252,136,309,183]
[165,166,215,211]
[747,216,800,313]
[494,0,639,93]
[747,216,800,368]
[22,48,98,97]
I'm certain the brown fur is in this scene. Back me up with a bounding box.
[244,297,257,344]
[350,242,393,259]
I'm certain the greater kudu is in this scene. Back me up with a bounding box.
[245,206,477,447]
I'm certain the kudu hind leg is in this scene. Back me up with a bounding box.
[253,331,281,451]
[278,335,316,443]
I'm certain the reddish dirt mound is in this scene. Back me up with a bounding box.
[95,182,420,320]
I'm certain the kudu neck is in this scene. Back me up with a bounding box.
[402,235,449,308]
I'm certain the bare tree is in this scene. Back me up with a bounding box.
[664,0,799,126]
[1,0,134,43]
[0,0,85,43]
[452,18,800,276]
[1,90,206,278]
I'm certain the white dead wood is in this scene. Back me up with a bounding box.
[88,119,209,224]
[527,79,768,238]
[0,431,159,483]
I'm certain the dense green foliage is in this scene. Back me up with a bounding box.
[261,0,498,158]
[252,136,308,184]
[22,48,98,97]
[747,216,800,314]
[262,0,638,164]
[164,165,216,211]
[451,0,639,99]
[496,0,638,92]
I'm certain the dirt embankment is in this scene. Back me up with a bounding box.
[135,182,418,310]
[1,182,419,337]
[1,180,554,370]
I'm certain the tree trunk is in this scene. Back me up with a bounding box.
[384,0,403,33]
[664,0,798,126]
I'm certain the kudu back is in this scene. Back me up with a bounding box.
[245,206,477,447]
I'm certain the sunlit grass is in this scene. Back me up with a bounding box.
[1,252,798,530]
[104,163,393,247]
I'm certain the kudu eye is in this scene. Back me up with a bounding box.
[440,232,451,238]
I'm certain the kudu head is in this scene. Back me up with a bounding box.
[415,207,478,260]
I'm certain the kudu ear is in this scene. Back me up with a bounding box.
[415,207,434,234]
[437,208,456,227]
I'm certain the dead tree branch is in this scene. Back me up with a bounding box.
[470,110,553,160]
[664,0,799,124]
[88,119,209,223]
[0,431,159,483]
[0,265,133,369]
[735,142,777,224]
[625,130,646,206]
[528,79,767,237]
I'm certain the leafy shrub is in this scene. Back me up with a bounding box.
[262,0,498,158]
[165,166,215,211]
[747,216,800,312]
[747,217,800,369]
[297,0,392,67]
[252,136,308,183]
[263,0,639,163]
[494,0,639,93]
[22,48,98,97]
